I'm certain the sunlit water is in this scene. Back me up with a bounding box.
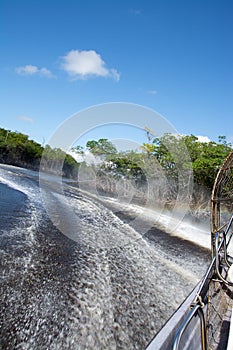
[0,164,210,349]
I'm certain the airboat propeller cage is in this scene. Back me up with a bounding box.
[211,150,233,257]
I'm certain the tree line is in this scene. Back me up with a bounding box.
[72,133,232,211]
[73,134,232,190]
[0,128,79,178]
[0,127,232,200]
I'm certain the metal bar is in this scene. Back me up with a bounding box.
[225,214,233,248]
[172,305,207,350]
[223,231,231,268]
[194,259,215,303]
[215,232,233,286]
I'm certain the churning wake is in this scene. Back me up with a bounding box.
[0,164,210,349]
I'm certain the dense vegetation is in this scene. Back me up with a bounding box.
[74,134,232,190]
[0,128,79,178]
[73,134,232,211]
[0,127,232,209]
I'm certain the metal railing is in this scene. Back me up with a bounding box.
[171,213,233,350]
[172,304,207,350]
[215,214,233,286]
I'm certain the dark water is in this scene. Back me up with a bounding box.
[0,164,210,349]
[0,183,28,230]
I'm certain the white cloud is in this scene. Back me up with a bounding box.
[147,90,157,95]
[39,67,55,78]
[61,50,120,81]
[197,135,211,143]
[15,65,55,78]
[17,115,34,123]
[16,65,38,75]
[109,68,121,82]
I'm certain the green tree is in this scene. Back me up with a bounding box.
[86,138,117,156]
[72,145,84,154]
[152,133,232,189]
[0,127,80,178]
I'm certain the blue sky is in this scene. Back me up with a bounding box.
[1,0,233,149]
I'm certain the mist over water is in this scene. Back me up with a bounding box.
[0,165,210,349]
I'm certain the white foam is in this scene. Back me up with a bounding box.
[83,193,211,250]
[0,174,30,197]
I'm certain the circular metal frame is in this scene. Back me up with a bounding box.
[211,150,233,256]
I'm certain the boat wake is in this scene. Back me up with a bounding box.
[0,165,210,349]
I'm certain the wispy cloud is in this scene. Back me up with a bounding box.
[17,115,34,123]
[16,65,38,75]
[39,67,55,78]
[129,9,142,15]
[15,65,55,78]
[61,50,120,81]
[147,90,157,95]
